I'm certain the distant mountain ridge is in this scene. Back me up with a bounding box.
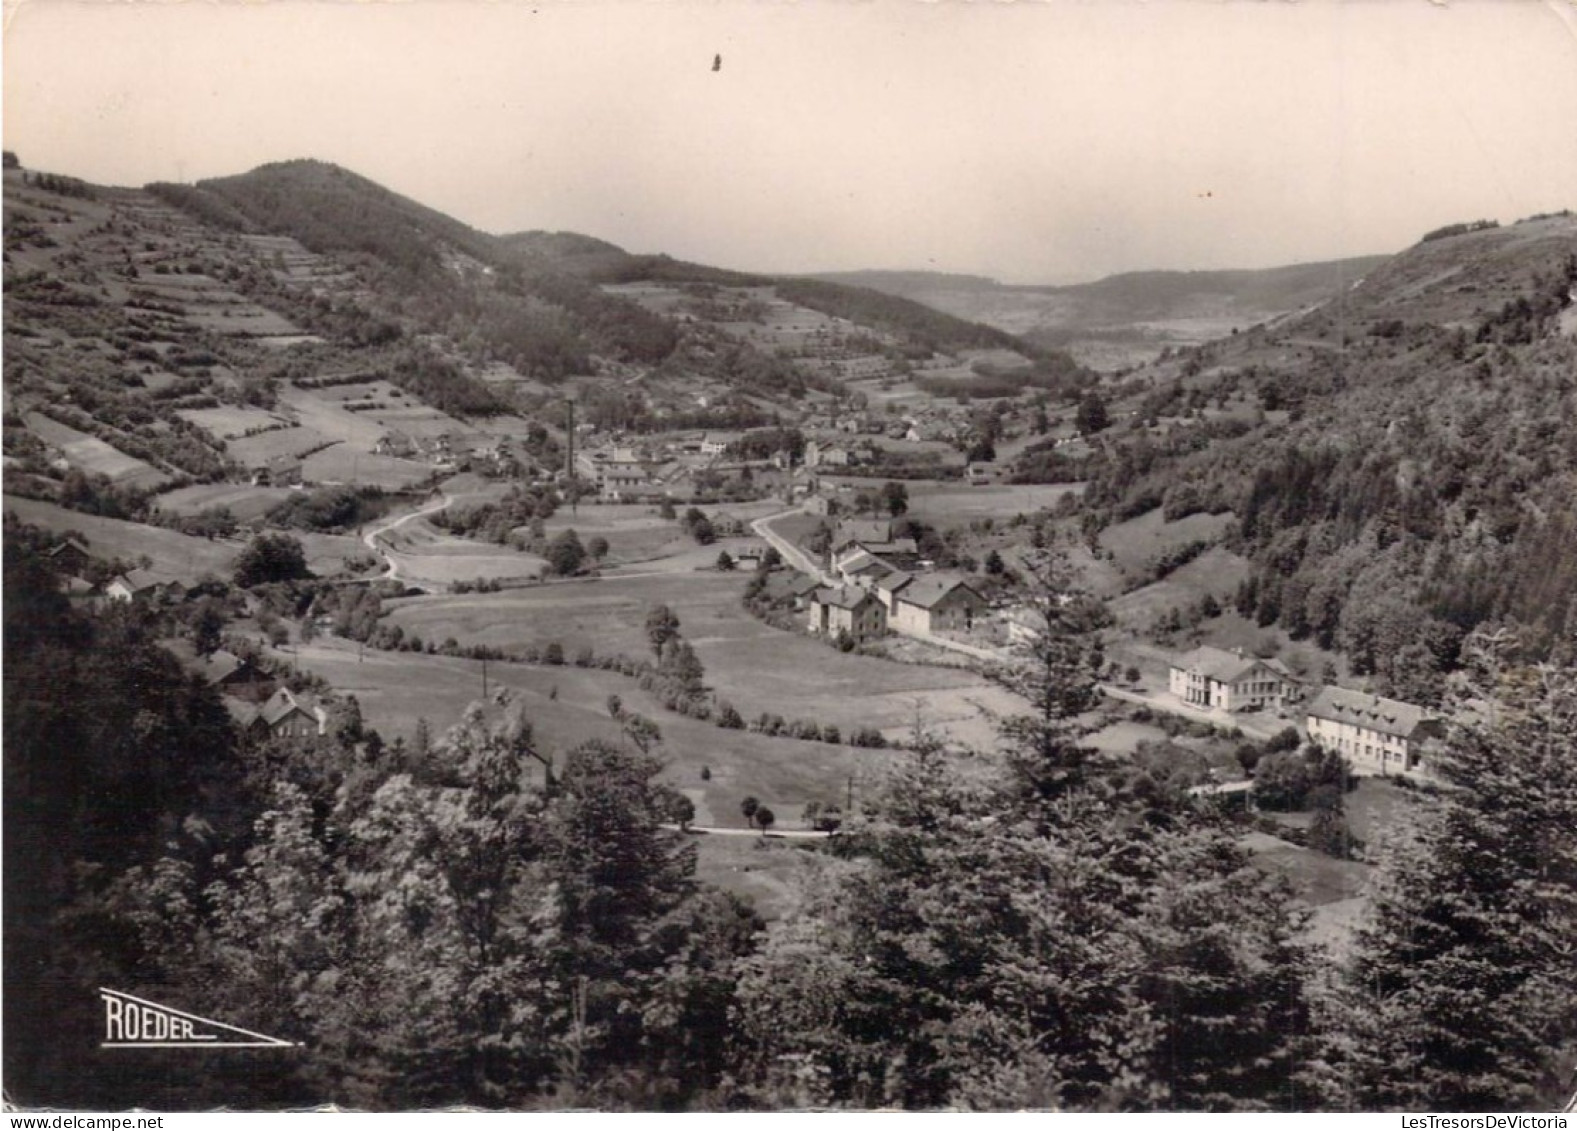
[813,256,1394,369]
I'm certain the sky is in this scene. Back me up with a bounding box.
[4,0,1576,284]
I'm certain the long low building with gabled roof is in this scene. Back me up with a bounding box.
[1304,686,1443,777]
[1168,645,1297,713]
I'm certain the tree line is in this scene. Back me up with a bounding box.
[4,529,1573,1111]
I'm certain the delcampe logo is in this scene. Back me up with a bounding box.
[99,988,297,1049]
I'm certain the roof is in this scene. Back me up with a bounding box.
[1305,686,1435,740]
[48,537,91,557]
[836,520,893,547]
[111,568,164,593]
[254,687,328,733]
[876,571,914,593]
[811,585,877,611]
[895,575,983,610]
[1172,645,1292,685]
[837,549,890,576]
[194,649,245,685]
[789,574,823,596]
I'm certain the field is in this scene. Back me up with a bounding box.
[227,425,335,468]
[282,636,910,831]
[381,569,1021,746]
[384,571,761,658]
[1097,507,1237,579]
[543,499,786,568]
[1109,545,1253,628]
[906,481,1085,523]
[153,482,294,521]
[539,504,690,566]
[2,494,238,579]
[25,412,169,490]
[275,385,390,451]
[380,518,548,587]
[296,532,377,577]
[177,405,290,442]
[1243,830,1371,904]
[302,445,434,489]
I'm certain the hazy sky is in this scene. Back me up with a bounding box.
[5,0,1575,283]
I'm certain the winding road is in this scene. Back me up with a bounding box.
[362,491,451,586]
[751,507,835,585]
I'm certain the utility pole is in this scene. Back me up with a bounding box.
[565,396,577,516]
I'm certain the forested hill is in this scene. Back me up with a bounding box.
[146,160,1065,382]
[1084,212,1577,699]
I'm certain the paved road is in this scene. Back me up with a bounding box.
[751,508,834,585]
[665,823,834,840]
[362,491,451,587]
[1097,683,1290,740]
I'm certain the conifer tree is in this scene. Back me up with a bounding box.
[1338,630,1577,1111]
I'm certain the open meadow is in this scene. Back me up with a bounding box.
[227,425,335,467]
[302,445,435,489]
[154,482,294,521]
[281,636,909,836]
[1109,545,1253,629]
[379,517,548,587]
[381,568,1024,747]
[177,405,290,442]
[3,494,238,579]
[25,412,169,491]
[906,481,1085,523]
[1096,506,1237,580]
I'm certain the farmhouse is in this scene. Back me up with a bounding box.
[249,687,329,741]
[874,570,914,612]
[374,431,418,458]
[1167,646,1297,712]
[47,537,94,576]
[1304,686,1442,777]
[105,569,184,604]
[786,574,823,610]
[190,648,276,702]
[832,520,919,566]
[836,547,897,589]
[807,585,887,643]
[805,440,854,469]
[252,454,303,488]
[889,575,987,636]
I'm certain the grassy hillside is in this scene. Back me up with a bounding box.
[1076,212,1577,699]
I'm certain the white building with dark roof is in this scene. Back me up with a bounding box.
[1304,686,1442,776]
[1168,645,1297,712]
[888,575,987,636]
[807,585,887,643]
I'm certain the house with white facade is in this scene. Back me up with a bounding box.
[1304,686,1442,777]
[888,575,988,636]
[807,586,887,643]
[1167,646,1297,712]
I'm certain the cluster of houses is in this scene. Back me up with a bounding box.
[47,537,191,605]
[159,638,333,740]
[1165,644,1441,778]
[795,519,990,643]
[574,432,806,501]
